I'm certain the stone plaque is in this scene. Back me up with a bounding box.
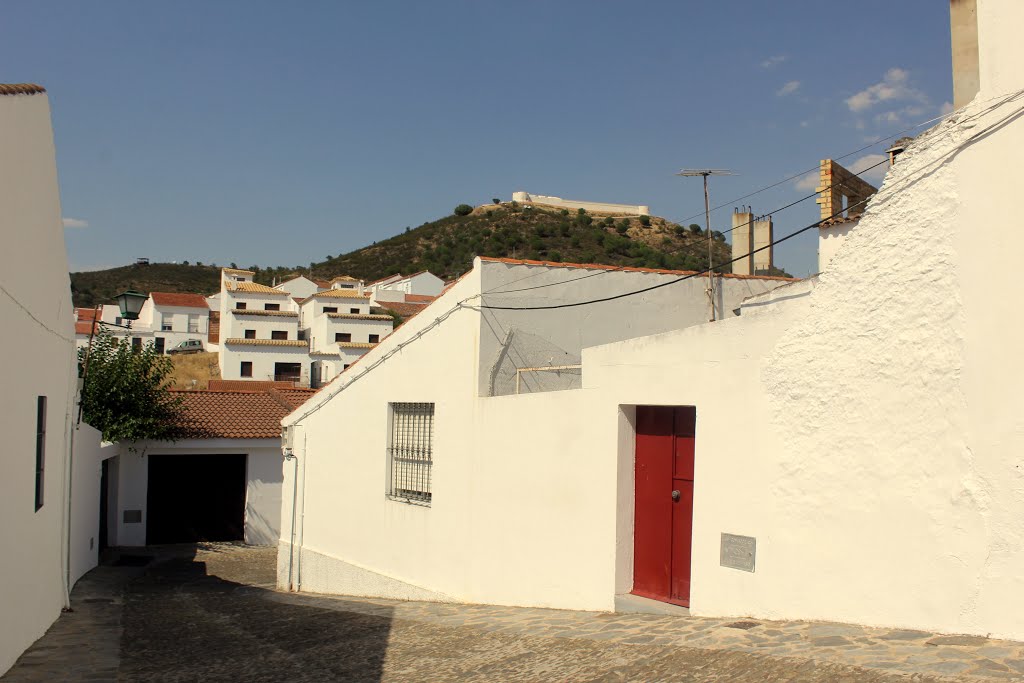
[720,533,756,572]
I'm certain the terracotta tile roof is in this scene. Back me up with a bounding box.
[312,279,332,288]
[338,341,378,349]
[231,309,299,317]
[477,256,799,282]
[0,83,46,96]
[819,216,861,227]
[404,294,436,303]
[326,313,393,320]
[222,267,255,275]
[379,302,429,320]
[224,338,308,347]
[302,289,371,302]
[231,282,289,296]
[150,292,210,308]
[75,307,100,321]
[309,350,342,357]
[366,274,402,286]
[172,388,316,439]
[330,275,361,283]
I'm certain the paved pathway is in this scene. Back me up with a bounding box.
[4,544,1024,682]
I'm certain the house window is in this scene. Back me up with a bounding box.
[155,337,165,354]
[271,330,288,340]
[350,308,360,314]
[237,302,247,310]
[369,334,380,344]
[265,303,280,311]
[335,332,351,343]
[35,396,46,511]
[244,329,256,339]
[323,307,338,313]
[131,337,143,351]
[387,402,434,505]
[161,322,172,331]
[343,364,350,370]
[240,361,253,378]
[188,315,200,333]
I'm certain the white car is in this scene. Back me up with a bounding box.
[167,339,204,355]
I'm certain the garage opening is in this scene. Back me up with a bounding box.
[274,362,302,383]
[146,454,247,544]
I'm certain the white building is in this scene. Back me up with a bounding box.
[137,292,210,354]
[281,0,1024,641]
[275,256,789,601]
[217,268,395,387]
[103,387,313,547]
[273,274,325,301]
[0,83,112,675]
[368,270,445,298]
[74,305,154,351]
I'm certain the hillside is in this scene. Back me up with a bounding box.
[70,204,790,307]
[71,263,222,308]
[312,203,773,283]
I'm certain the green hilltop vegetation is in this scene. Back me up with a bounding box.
[70,203,790,307]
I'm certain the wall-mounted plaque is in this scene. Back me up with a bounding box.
[720,533,756,572]
[123,509,142,524]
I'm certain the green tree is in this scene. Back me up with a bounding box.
[638,215,651,227]
[689,223,703,234]
[454,204,473,216]
[616,222,629,235]
[78,328,185,443]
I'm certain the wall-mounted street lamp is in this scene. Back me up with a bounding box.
[113,289,147,327]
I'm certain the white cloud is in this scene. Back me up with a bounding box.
[794,173,819,192]
[940,101,954,115]
[760,55,787,69]
[800,120,810,128]
[62,217,88,228]
[846,67,927,113]
[846,153,889,186]
[776,80,801,97]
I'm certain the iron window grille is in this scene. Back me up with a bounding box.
[387,402,434,505]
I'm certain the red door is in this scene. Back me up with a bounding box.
[633,405,696,607]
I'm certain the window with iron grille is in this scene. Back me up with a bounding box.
[387,402,434,505]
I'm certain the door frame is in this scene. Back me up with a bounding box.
[613,404,696,608]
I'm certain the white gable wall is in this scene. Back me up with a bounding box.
[0,89,79,675]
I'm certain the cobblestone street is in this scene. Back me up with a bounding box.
[4,544,1024,682]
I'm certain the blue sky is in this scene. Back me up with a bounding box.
[4,1,953,277]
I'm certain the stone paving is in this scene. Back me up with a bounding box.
[3,543,1024,682]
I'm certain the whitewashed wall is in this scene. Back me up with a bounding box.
[0,89,78,676]
[69,424,117,586]
[219,345,311,382]
[583,58,1024,639]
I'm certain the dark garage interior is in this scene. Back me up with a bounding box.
[146,454,247,544]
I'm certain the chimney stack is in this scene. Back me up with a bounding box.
[950,0,980,109]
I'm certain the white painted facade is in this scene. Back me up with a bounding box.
[104,439,285,547]
[0,85,89,675]
[276,259,787,604]
[137,299,209,354]
[512,191,650,216]
[371,271,444,297]
[817,218,859,273]
[274,275,324,300]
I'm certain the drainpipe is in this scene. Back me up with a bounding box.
[284,441,298,591]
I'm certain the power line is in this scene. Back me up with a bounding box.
[479,96,1024,312]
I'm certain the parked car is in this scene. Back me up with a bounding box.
[167,339,204,355]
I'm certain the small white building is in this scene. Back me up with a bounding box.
[368,270,444,298]
[273,274,325,301]
[276,256,789,603]
[299,287,394,386]
[104,387,313,547]
[137,292,210,354]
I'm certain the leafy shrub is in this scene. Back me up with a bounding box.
[549,251,563,262]
[638,215,651,227]
[673,225,686,236]
[603,216,615,226]
[616,223,629,235]
[454,204,473,216]
[560,209,569,216]
[492,198,501,205]
[689,223,702,234]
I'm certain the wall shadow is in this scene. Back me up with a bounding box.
[119,547,394,682]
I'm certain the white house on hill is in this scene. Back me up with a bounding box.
[137,292,210,354]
